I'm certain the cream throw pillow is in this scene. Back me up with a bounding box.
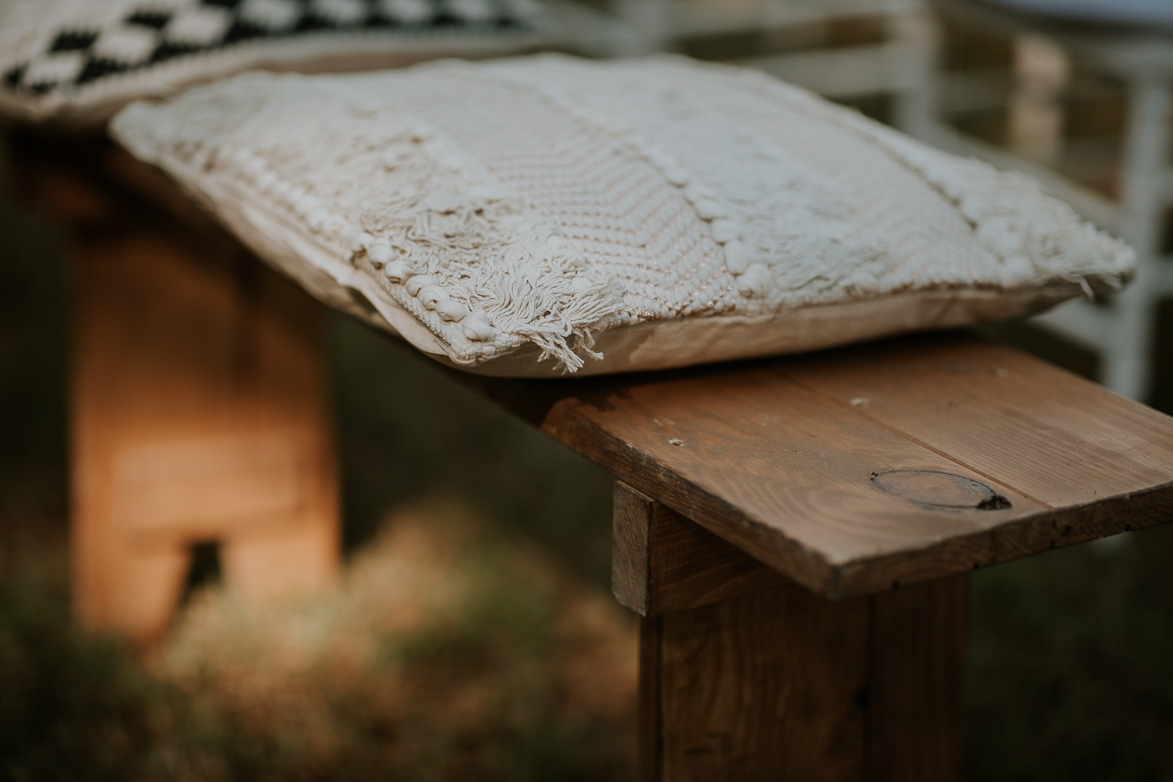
[0,0,551,126]
[110,55,1134,376]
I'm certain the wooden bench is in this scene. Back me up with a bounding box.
[11,134,340,643]
[11,131,1173,780]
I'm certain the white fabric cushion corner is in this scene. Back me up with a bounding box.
[0,0,553,127]
[110,54,1135,376]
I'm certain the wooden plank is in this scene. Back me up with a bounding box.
[220,514,338,606]
[640,581,968,781]
[521,363,1049,597]
[638,616,664,782]
[646,583,872,782]
[116,430,312,545]
[67,204,339,643]
[785,333,1173,580]
[789,333,1173,506]
[70,229,235,642]
[612,483,654,616]
[627,485,968,780]
[867,575,967,781]
[473,335,1173,597]
[613,482,788,616]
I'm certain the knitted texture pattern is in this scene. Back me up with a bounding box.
[111,55,1135,374]
[0,0,549,125]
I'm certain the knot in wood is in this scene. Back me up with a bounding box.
[873,470,1011,510]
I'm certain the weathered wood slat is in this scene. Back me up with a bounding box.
[474,338,1173,597]
[540,362,1046,594]
[645,584,872,782]
[67,207,339,644]
[640,576,969,781]
[612,483,788,616]
[866,574,967,781]
[621,486,967,780]
[788,334,1173,507]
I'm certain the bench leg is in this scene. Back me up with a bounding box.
[70,224,339,645]
[220,509,338,606]
[614,484,966,781]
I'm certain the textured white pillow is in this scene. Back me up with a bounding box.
[110,55,1135,376]
[0,0,551,126]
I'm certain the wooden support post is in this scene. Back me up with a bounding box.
[615,484,966,782]
[69,215,339,645]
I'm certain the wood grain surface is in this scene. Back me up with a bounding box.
[645,584,871,782]
[60,172,340,644]
[478,333,1173,598]
[623,487,967,780]
[639,574,967,782]
[866,574,967,781]
[613,482,789,616]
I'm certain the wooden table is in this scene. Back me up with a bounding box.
[12,131,1173,779]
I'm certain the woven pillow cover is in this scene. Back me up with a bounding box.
[110,55,1134,376]
[0,0,550,126]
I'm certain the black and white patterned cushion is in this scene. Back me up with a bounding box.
[0,0,552,126]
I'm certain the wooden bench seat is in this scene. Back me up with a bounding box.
[475,331,1173,598]
[11,132,1173,780]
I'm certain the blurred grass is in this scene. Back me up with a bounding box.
[0,500,638,782]
[965,523,1173,781]
[3,124,1173,780]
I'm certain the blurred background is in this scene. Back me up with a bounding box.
[2,0,1172,779]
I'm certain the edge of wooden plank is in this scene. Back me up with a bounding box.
[545,387,1173,599]
[546,396,865,596]
[832,479,1173,596]
[613,482,654,615]
[613,482,792,616]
